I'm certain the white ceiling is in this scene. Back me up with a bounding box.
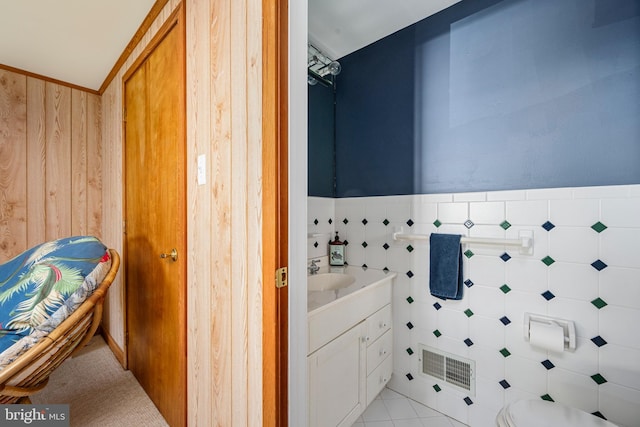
[309,0,462,61]
[0,0,156,91]
[0,0,460,91]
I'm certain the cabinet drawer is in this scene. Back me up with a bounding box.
[366,329,392,375]
[365,304,391,345]
[366,354,392,406]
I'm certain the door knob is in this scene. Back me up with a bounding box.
[160,248,178,262]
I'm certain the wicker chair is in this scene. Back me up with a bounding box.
[0,249,120,403]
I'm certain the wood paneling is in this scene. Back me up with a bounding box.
[0,70,102,262]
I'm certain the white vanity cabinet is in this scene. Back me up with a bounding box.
[307,274,393,427]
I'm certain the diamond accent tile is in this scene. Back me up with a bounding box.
[328,218,333,224]
[433,329,442,338]
[343,240,349,246]
[406,244,414,253]
[542,256,555,266]
[592,411,607,420]
[542,290,555,301]
[499,348,511,358]
[500,252,512,262]
[383,267,390,272]
[499,380,511,389]
[591,336,608,347]
[591,221,608,233]
[500,284,512,294]
[464,279,474,288]
[500,220,512,230]
[433,302,442,310]
[383,219,390,226]
[591,260,608,271]
[464,338,474,347]
[464,220,474,229]
[464,309,474,318]
[433,219,442,228]
[406,322,414,330]
[362,263,368,269]
[541,394,555,402]
[406,296,414,304]
[464,249,474,259]
[313,242,319,248]
[406,373,414,381]
[464,397,473,406]
[406,219,414,227]
[591,298,608,309]
[542,221,555,231]
[313,219,318,225]
[383,243,390,250]
[362,218,368,225]
[591,373,607,385]
[406,347,414,355]
[433,384,441,392]
[541,359,555,370]
[362,241,368,248]
[406,270,414,278]
[500,316,511,326]
[343,218,349,224]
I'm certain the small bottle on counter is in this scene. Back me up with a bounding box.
[329,232,345,266]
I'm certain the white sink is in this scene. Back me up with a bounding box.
[308,273,355,292]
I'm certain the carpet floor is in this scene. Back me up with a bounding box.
[31,335,168,427]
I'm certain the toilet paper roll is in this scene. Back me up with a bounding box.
[529,321,565,353]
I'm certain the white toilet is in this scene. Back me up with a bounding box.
[496,400,618,427]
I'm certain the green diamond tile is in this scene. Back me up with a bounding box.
[383,219,390,226]
[541,394,555,402]
[433,384,442,392]
[433,329,442,338]
[464,249,474,259]
[591,298,608,309]
[433,219,442,228]
[499,348,511,358]
[406,296,414,304]
[591,222,608,233]
[591,373,608,385]
[500,220,512,230]
[500,284,512,294]
[464,309,474,318]
[406,244,414,253]
[541,256,555,266]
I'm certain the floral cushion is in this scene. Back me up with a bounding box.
[0,236,110,355]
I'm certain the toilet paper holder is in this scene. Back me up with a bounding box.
[524,313,576,351]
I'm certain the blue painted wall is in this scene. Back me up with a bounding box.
[335,0,640,197]
[308,82,336,196]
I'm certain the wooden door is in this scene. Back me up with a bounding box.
[123,9,186,427]
[263,0,289,424]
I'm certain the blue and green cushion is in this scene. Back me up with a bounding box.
[0,236,110,354]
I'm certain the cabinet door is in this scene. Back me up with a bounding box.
[308,323,366,427]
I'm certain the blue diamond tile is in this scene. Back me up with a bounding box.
[328,218,333,224]
[406,373,414,381]
[406,322,414,330]
[313,242,318,248]
[591,336,608,347]
[499,380,511,389]
[383,243,390,250]
[541,359,555,370]
[541,290,555,301]
[313,219,318,225]
[500,252,512,262]
[362,264,368,269]
[542,221,555,231]
[591,260,608,271]
[406,270,414,278]
[592,411,607,420]
[464,397,473,405]
[407,219,414,227]
[433,302,442,311]
[500,316,511,326]
[343,218,349,224]
[383,219,390,226]
[464,338,474,347]
[464,279,474,288]
[362,241,368,248]
[362,218,368,225]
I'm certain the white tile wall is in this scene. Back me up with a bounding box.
[308,185,640,427]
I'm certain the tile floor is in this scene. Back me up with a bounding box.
[352,388,469,427]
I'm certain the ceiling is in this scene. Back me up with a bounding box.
[0,0,156,91]
[309,0,462,61]
[0,0,461,91]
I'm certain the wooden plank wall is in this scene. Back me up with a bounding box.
[101,0,264,425]
[0,69,102,262]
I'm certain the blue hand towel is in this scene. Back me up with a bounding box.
[429,233,463,300]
